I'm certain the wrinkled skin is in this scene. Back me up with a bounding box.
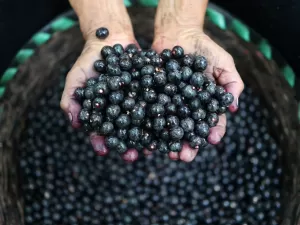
[60,2,244,163]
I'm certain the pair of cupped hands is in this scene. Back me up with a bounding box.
[60,0,244,163]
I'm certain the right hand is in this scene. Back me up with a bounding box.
[60,0,140,162]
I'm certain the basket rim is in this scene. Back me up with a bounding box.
[0,1,298,122]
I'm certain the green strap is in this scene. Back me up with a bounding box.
[258,40,272,60]
[51,17,76,32]
[282,65,296,88]
[1,68,17,85]
[31,32,51,46]
[206,8,226,30]
[15,49,34,64]
[231,19,250,42]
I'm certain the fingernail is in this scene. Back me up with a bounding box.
[208,133,221,145]
[236,98,239,108]
[68,112,73,123]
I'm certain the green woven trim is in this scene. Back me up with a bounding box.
[206,8,226,30]
[124,0,133,6]
[1,68,17,85]
[0,86,6,98]
[282,65,296,88]
[258,40,272,60]
[230,19,250,42]
[51,17,76,31]
[31,32,51,46]
[138,0,159,7]
[15,49,34,64]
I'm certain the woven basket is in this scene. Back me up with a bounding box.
[0,2,299,225]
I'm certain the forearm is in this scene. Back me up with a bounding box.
[155,0,208,32]
[69,0,134,40]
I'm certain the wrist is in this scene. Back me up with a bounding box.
[70,0,134,40]
[154,0,208,35]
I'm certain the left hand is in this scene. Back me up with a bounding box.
[151,0,244,162]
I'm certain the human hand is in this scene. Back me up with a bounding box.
[60,0,139,162]
[152,0,244,162]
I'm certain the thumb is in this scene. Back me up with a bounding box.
[60,41,105,128]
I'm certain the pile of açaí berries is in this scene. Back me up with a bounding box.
[74,28,234,155]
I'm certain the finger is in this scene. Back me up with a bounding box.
[60,42,102,128]
[179,142,198,163]
[168,152,179,160]
[213,66,244,112]
[121,149,139,163]
[90,134,109,156]
[208,114,227,145]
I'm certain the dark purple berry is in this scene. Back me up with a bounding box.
[147,140,158,151]
[141,132,152,146]
[143,118,152,129]
[217,106,227,114]
[150,103,165,117]
[180,118,195,132]
[116,128,128,140]
[129,80,140,92]
[146,49,156,57]
[168,70,182,84]
[172,94,184,106]
[83,99,92,110]
[131,70,141,80]
[95,27,109,39]
[84,86,94,99]
[74,87,85,102]
[99,122,114,135]
[194,56,207,71]
[150,54,162,66]
[158,94,171,105]
[220,93,234,107]
[108,90,124,104]
[141,75,154,88]
[206,113,219,127]
[143,89,157,103]
[189,135,202,149]
[214,86,226,99]
[153,72,167,86]
[94,60,106,73]
[107,76,122,91]
[166,59,180,72]
[131,105,145,120]
[119,59,132,70]
[169,141,182,152]
[92,97,106,111]
[207,98,219,113]
[128,127,142,141]
[160,49,172,61]
[106,54,119,65]
[94,82,109,96]
[132,54,145,69]
[141,65,155,76]
[204,80,216,95]
[170,127,184,140]
[105,136,120,150]
[125,44,138,55]
[153,117,166,131]
[132,119,142,126]
[157,141,169,153]
[195,122,209,137]
[172,46,184,59]
[78,109,90,123]
[120,71,132,85]
[190,72,204,88]
[106,105,121,119]
[113,44,124,56]
[116,141,127,154]
[160,129,170,141]
[181,66,193,81]
[166,115,180,128]
[164,84,177,96]
[178,105,191,118]
[122,97,135,111]
[182,85,197,99]
[189,98,201,111]
[192,108,206,121]
[182,54,194,67]
[86,77,97,87]
[106,64,121,76]
[115,114,131,128]
[165,103,177,115]
[198,91,211,103]
[101,46,115,58]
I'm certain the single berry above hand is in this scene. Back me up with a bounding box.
[74,44,234,159]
